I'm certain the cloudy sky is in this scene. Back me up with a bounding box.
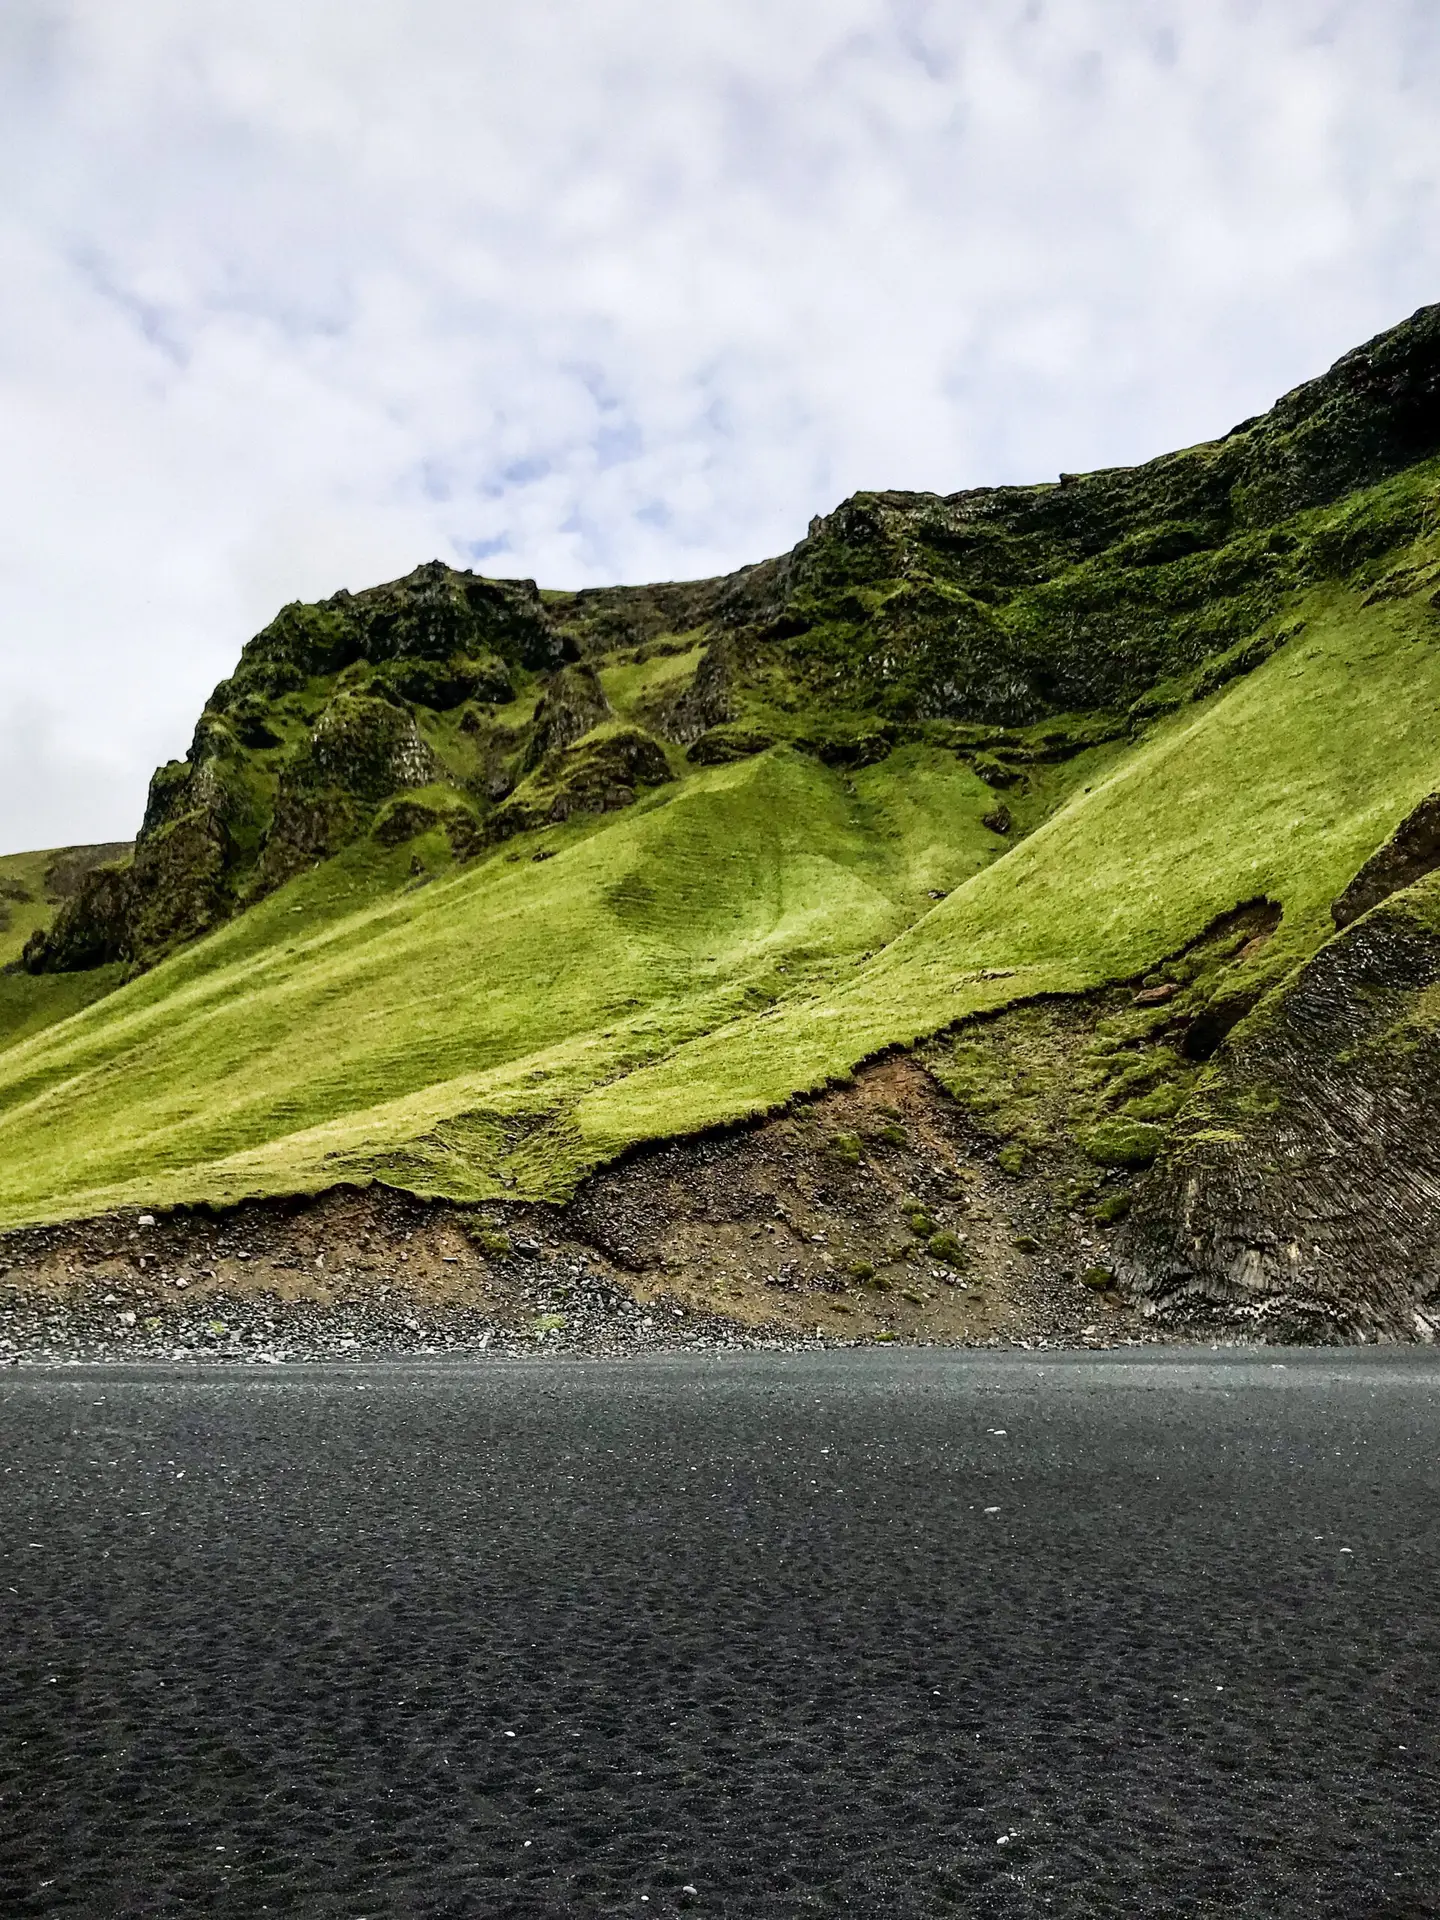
[3,0,1440,851]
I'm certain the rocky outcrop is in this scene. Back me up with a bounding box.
[22,860,135,971]
[1332,791,1440,928]
[653,642,735,745]
[371,652,515,709]
[25,753,249,971]
[524,664,613,767]
[254,695,443,888]
[489,727,674,840]
[210,561,567,712]
[1117,875,1440,1340]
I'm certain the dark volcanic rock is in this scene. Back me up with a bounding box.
[1331,789,1440,928]
[1118,872,1440,1340]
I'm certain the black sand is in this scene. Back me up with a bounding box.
[2,1349,1439,1917]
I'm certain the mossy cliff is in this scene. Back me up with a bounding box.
[11,303,1440,1341]
[30,302,1440,978]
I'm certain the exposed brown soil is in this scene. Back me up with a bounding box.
[0,1058,1174,1361]
[563,1056,1146,1345]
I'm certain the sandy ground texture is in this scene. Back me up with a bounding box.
[4,1349,1439,1917]
[0,1061,1184,1364]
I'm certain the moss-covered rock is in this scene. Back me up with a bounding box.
[212,561,566,714]
[249,696,442,889]
[489,726,675,841]
[1077,1117,1166,1168]
[525,664,613,766]
[372,652,515,710]
[372,788,482,851]
[652,641,735,745]
[687,725,777,765]
[23,861,135,971]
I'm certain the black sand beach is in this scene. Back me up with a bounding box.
[3,1350,1438,1917]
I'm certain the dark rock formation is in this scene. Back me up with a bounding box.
[210,560,567,711]
[1332,790,1440,928]
[524,664,613,767]
[490,727,674,840]
[1118,875,1440,1340]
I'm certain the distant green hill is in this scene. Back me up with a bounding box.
[0,842,132,1053]
[7,304,1440,1341]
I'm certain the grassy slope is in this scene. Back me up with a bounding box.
[568,583,1440,1161]
[0,848,126,1051]
[0,849,59,967]
[0,747,1005,1225]
[3,575,1438,1231]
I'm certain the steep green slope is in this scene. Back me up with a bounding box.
[0,747,1017,1224]
[8,304,1440,1239]
[4,568,1440,1230]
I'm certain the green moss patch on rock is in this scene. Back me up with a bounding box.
[489,725,675,840]
[1077,1117,1166,1168]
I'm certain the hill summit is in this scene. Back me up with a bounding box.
[9,303,1440,1347]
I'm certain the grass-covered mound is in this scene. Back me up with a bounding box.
[8,303,1440,1242]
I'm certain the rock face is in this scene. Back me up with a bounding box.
[653,642,735,745]
[1331,790,1440,928]
[25,565,561,970]
[256,694,441,888]
[490,727,674,841]
[524,664,613,765]
[1118,875,1440,1341]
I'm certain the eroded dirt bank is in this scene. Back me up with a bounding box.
[0,1058,1179,1362]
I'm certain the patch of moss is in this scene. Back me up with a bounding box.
[1091,1191,1132,1225]
[462,1218,512,1258]
[1078,1118,1166,1168]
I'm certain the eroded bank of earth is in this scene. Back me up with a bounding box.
[0,937,1305,1371]
[2,1049,1170,1364]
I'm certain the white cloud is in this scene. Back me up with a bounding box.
[2,0,1440,849]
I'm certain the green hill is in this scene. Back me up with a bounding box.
[8,303,1440,1338]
